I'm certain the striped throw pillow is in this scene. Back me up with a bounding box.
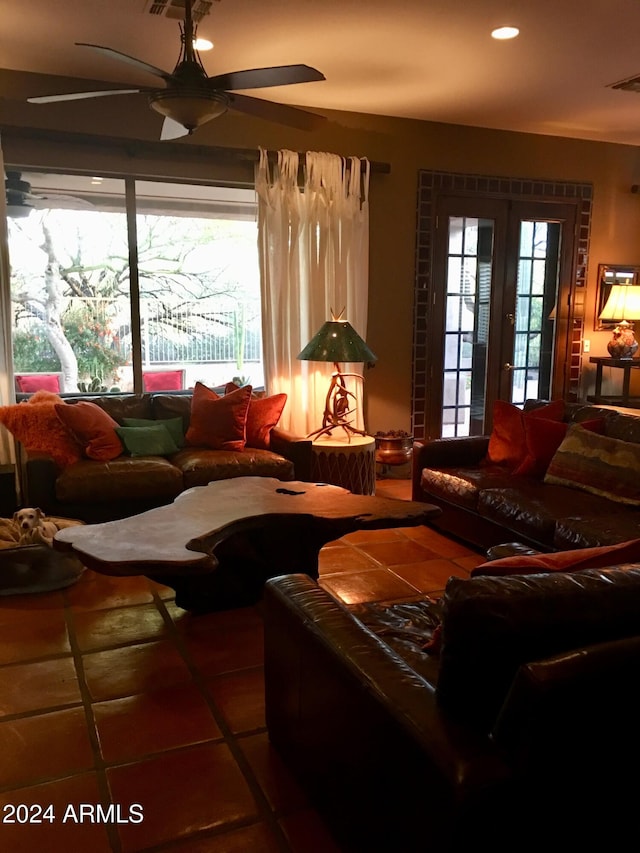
[545,423,640,505]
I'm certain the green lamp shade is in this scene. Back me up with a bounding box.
[297,320,377,364]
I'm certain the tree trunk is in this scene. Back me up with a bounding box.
[41,227,79,392]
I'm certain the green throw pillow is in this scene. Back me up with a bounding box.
[122,416,185,448]
[115,424,179,457]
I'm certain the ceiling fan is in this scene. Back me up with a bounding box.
[5,171,95,218]
[26,0,326,140]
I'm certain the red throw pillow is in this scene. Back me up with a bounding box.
[471,538,640,578]
[486,399,565,470]
[224,382,287,450]
[15,374,61,393]
[0,393,82,467]
[55,401,123,461]
[142,370,184,392]
[186,382,252,451]
[514,417,606,478]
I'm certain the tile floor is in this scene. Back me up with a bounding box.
[0,478,483,852]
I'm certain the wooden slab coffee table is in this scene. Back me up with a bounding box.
[54,477,441,611]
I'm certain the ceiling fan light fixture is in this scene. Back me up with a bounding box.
[491,25,520,40]
[148,89,228,131]
[193,37,213,51]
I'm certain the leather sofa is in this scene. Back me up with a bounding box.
[264,569,640,852]
[17,391,312,523]
[412,400,640,552]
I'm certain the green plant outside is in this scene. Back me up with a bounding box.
[13,304,127,386]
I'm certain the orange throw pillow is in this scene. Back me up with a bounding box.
[472,538,640,577]
[486,399,565,470]
[224,382,287,450]
[0,392,82,467]
[186,382,252,451]
[55,401,123,461]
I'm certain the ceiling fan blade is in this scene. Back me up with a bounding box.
[160,116,190,141]
[28,88,144,104]
[76,43,174,82]
[208,64,325,92]
[228,92,326,131]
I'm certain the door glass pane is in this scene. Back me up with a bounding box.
[442,216,494,437]
[511,220,560,406]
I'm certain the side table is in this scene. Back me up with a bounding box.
[587,356,640,408]
[310,434,376,495]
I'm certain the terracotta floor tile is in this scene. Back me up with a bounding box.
[82,640,192,702]
[0,706,94,788]
[339,527,406,545]
[279,808,344,853]
[0,657,81,717]
[402,525,481,557]
[107,742,258,851]
[93,682,222,764]
[162,822,283,852]
[0,610,70,664]
[374,478,412,499]
[453,554,485,572]
[390,558,470,593]
[71,602,170,652]
[239,731,309,814]
[174,610,264,677]
[318,544,380,574]
[357,539,441,567]
[0,590,67,624]
[170,604,263,634]
[0,772,112,853]
[205,667,265,734]
[147,577,176,600]
[320,568,417,605]
[66,570,155,611]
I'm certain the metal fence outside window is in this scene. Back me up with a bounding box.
[14,296,263,366]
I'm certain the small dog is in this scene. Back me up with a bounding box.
[13,508,58,548]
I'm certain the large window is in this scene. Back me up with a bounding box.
[6,171,262,394]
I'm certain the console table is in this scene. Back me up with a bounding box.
[587,356,640,408]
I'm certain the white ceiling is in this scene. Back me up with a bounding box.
[4,0,640,146]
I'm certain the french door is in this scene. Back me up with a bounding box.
[427,197,577,438]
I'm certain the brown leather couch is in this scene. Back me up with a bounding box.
[412,400,640,552]
[18,391,312,523]
[264,569,640,852]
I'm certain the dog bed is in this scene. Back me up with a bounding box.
[0,516,85,595]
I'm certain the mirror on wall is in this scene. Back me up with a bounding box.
[595,264,640,329]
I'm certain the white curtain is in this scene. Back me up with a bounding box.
[0,134,16,466]
[256,148,370,436]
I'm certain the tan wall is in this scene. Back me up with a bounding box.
[3,67,640,429]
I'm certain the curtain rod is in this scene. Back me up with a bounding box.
[0,125,391,174]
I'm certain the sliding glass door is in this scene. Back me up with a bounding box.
[6,170,261,394]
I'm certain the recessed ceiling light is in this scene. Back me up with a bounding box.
[193,38,213,51]
[491,26,520,40]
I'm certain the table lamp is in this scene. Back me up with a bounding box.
[297,311,377,439]
[599,283,640,359]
